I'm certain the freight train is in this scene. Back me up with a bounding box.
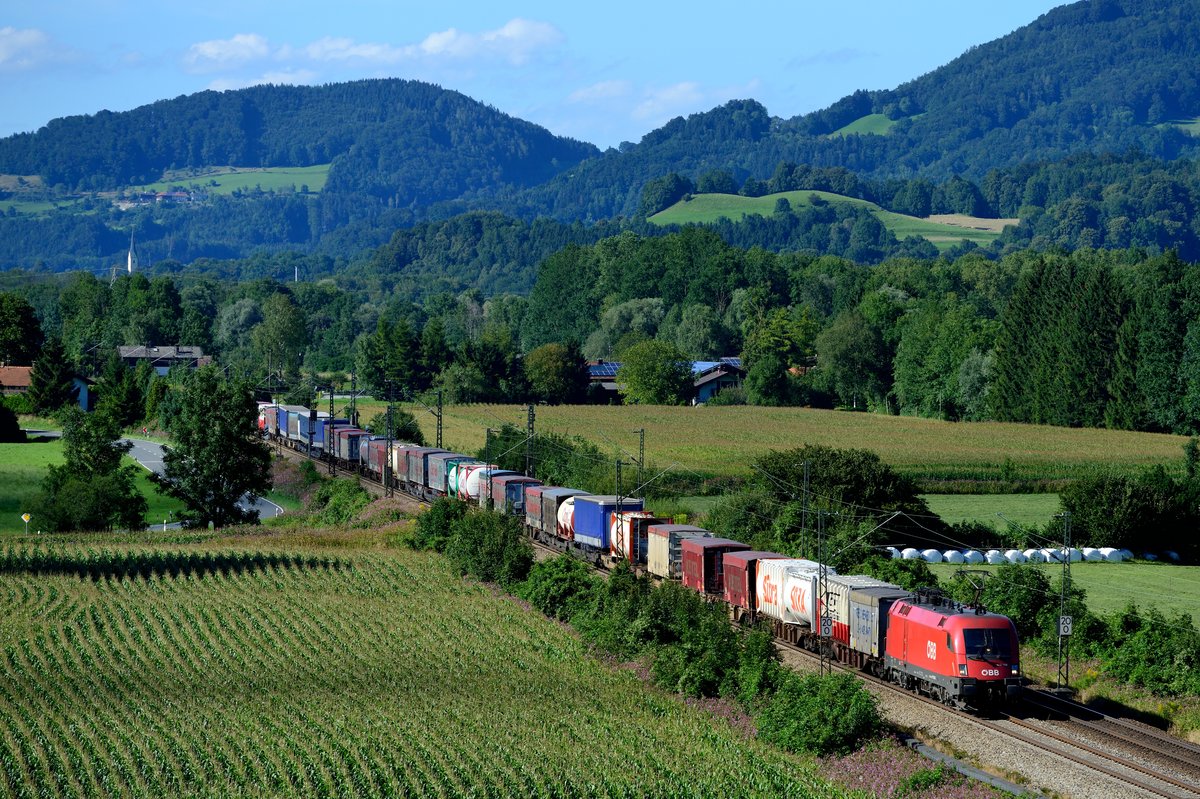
[259,403,1022,708]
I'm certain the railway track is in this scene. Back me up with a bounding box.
[272,443,388,498]
[774,637,1200,799]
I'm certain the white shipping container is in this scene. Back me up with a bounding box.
[756,559,824,626]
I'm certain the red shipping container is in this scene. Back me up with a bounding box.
[681,538,749,594]
[722,550,788,610]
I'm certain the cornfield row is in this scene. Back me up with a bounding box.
[0,543,848,798]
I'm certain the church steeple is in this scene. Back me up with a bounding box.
[127,231,136,274]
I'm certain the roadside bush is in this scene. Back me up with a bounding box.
[1100,605,1200,695]
[309,479,371,525]
[571,563,655,658]
[409,496,469,551]
[736,625,784,707]
[3,393,32,415]
[756,671,881,755]
[445,509,532,590]
[0,403,24,442]
[518,556,599,621]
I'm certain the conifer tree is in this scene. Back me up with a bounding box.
[28,337,79,414]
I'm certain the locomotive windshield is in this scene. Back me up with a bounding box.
[962,628,1012,660]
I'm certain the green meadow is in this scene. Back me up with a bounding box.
[648,190,1003,250]
[828,113,897,136]
[921,493,1063,529]
[133,163,330,194]
[0,438,185,534]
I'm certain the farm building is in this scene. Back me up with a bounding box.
[587,357,746,404]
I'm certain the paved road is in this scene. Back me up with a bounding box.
[124,437,284,524]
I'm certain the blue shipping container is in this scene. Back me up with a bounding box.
[572,495,644,550]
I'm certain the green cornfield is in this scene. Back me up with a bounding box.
[0,541,847,798]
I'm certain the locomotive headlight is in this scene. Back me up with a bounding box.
[958,664,967,676]
[1011,666,1019,675]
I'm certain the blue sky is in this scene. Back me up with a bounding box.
[3,1,1066,149]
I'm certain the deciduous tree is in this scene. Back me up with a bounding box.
[153,366,271,528]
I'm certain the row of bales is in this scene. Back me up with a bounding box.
[882,547,1175,564]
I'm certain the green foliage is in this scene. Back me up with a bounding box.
[28,337,78,414]
[617,339,692,405]
[0,403,24,442]
[409,496,469,551]
[153,366,272,528]
[756,671,881,756]
[638,173,695,217]
[704,386,747,406]
[308,478,372,525]
[525,341,589,404]
[1059,467,1197,554]
[1102,604,1200,695]
[364,409,427,446]
[853,554,939,592]
[0,291,43,365]
[444,508,533,590]
[518,556,600,621]
[31,407,146,532]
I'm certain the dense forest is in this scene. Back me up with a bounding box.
[8,228,1200,441]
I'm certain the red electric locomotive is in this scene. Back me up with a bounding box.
[881,590,1021,706]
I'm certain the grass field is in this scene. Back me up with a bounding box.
[648,190,1003,250]
[0,437,64,533]
[829,113,896,136]
[0,536,841,798]
[132,164,330,195]
[922,493,1062,528]
[928,561,1200,620]
[347,401,1190,490]
[0,439,185,534]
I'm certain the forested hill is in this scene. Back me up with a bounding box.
[505,0,1200,221]
[0,79,599,204]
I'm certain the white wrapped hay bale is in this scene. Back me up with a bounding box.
[963,550,985,564]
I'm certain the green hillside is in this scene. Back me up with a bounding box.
[829,113,896,136]
[132,164,331,195]
[649,190,1003,249]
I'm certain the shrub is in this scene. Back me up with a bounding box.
[756,671,881,755]
[445,509,533,589]
[409,496,469,551]
[518,556,599,621]
[704,386,747,406]
[309,479,371,525]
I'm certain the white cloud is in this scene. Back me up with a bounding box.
[0,27,71,71]
[302,19,563,66]
[568,80,632,104]
[184,33,270,73]
[632,82,704,120]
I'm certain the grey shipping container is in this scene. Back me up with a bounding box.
[849,585,912,658]
[406,448,449,486]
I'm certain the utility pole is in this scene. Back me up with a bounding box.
[436,389,443,448]
[818,509,832,676]
[525,404,535,477]
[349,372,358,428]
[1056,511,1073,693]
[384,381,394,497]
[485,428,495,509]
[326,384,336,475]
